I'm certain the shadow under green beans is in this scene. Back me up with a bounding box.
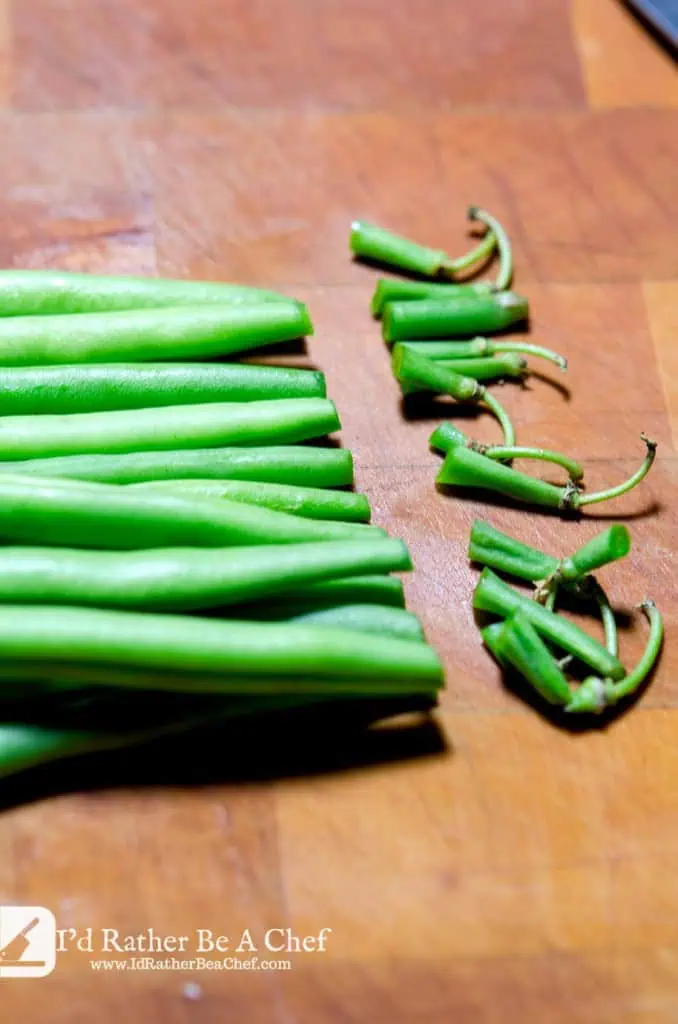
[400,394,505,425]
[571,501,663,523]
[520,369,571,403]
[493,656,658,733]
[226,336,309,360]
[546,587,634,636]
[0,698,448,813]
[301,435,345,450]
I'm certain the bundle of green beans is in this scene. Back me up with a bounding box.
[0,268,444,784]
[469,520,663,717]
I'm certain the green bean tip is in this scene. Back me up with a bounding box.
[565,677,606,715]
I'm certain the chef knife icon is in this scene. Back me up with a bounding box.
[0,916,45,967]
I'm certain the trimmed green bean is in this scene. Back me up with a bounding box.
[481,621,509,667]
[429,422,469,453]
[0,446,354,487]
[401,338,567,371]
[130,479,370,522]
[469,521,632,626]
[559,526,631,581]
[0,661,399,697]
[382,293,529,342]
[351,221,450,277]
[0,304,312,366]
[0,398,340,460]
[253,574,406,612]
[438,436,656,512]
[392,344,480,400]
[430,423,583,481]
[351,221,496,279]
[0,269,292,316]
[0,539,408,611]
[251,604,424,642]
[494,612,572,705]
[397,351,526,387]
[473,568,625,680]
[0,604,445,688]
[436,355,527,382]
[0,363,326,415]
[371,279,493,317]
[0,474,382,549]
[394,346,515,446]
[468,520,557,582]
[437,446,569,508]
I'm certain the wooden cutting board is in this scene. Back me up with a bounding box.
[1,1,677,1020]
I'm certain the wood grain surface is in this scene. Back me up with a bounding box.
[1,1,677,1020]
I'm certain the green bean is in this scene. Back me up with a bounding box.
[393,345,515,446]
[0,474,382,549]
[371,278,494,316]
[437,445,570,508]
[393,344,479,400]
[0,304,311,366]
[0,539,408,611]
[0,659,440,699]
[0,269,292,316]
[559,526,631,581]
[249,604,425,642]
[0,398,340,460]
[473,568,625,680]
[252,574,406,612]
[431,424,584,481]
[401,338,567,371]
[0,363,326,415]
[0,691,438,781]
[439,435,657,512]
[0,604,445,689]
[468,520,557,582]
[350,221,496,279]
[130,479,370,522]
[0,446,354,487]
[492,612,572,706]
[382,293,529,342]
[426,354,527,382]
[480,621,509,667]
[429,422,469,453]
